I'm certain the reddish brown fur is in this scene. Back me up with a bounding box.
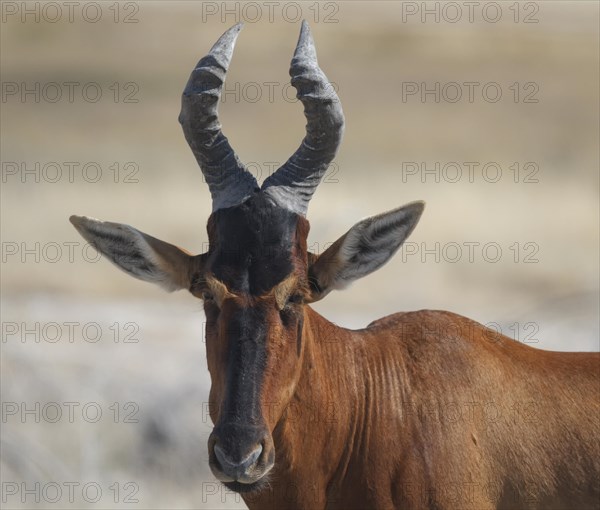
[71,207,599,508]
[241,308,599,509]
[200,217,599,510]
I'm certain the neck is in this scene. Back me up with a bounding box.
[242,307,412,509]
[293,306,355,426]
[259,307,367,507]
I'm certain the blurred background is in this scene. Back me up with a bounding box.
[1,1,598,508]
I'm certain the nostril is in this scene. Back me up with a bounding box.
[214,443,263,471]
[247,443,262,465]
[213,444,230,469]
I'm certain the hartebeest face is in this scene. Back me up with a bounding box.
[198,196,309,491]
[70,22,424,493]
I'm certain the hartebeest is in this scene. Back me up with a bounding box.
[70,22,599,510]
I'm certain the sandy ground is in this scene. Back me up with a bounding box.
[1,2,598,508]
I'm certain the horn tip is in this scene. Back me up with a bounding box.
[294,19,316,58]
[299,19,312,39]
[222,21,244,40]
[210,22,244,55]
[230,21,244,33]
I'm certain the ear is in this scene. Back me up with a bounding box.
[69,215,195,292]
[307,201,424,302]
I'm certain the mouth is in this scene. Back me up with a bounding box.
[222,476,270,494]
[209,454,274,495]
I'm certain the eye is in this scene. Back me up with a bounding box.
[202,291,214,302]
[286,293,304,307]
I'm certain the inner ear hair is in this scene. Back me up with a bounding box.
[306,237,345,300]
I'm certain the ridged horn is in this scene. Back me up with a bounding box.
[262,20,345,216]
[179,23,259,212]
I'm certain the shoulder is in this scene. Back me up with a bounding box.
[367,309,478,331]
[365,309,504,350]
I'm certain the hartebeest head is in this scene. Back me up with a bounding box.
[70,22,424,492]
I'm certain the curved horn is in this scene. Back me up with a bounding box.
[179,23,258,212]
[262,20,345,216]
